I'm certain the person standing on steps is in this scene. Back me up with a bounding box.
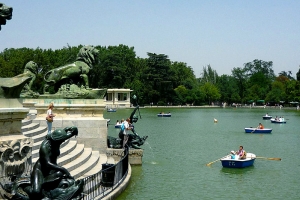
[46,103,56,135]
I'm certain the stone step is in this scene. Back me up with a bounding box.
[59,140,78,159]
[32,140,76,162]
[79,154,109,179]
[68,150,100,179]
[31,130,47,144]
[21,122,40,133]
[31,137,70,153]
[57,144,85,166]
[63,148,92,173]
[23,126,47,138]
[27,110,37,120]
[22,119,32,126]
[31,139,43,152]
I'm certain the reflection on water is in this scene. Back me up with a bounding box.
[221,165,255,175]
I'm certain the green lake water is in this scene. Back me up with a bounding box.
[104,107,300,200]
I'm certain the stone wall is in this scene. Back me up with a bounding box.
[23,99,108,154]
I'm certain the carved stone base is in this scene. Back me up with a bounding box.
[0,100,33,199]
[106,148,144,165]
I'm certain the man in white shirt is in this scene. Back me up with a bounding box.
[122,118,132,148]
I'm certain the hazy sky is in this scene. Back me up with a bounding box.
[1,1,299,78]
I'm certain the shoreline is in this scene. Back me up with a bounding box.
[139,105,299,110]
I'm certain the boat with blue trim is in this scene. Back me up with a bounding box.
[244,128,272,133]
[270,118,286,124]
[157,112,171,117]
[221,153,256,168]
[262,115,272,120]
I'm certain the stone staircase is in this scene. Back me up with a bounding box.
[22,119,114,180]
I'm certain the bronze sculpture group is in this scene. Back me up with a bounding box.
[2,127,84,200]
[43,45,99,94]
[1,3,104,99]
[108,99,148,149]
[0,45,105,99]
[124,105,148,149]
[1,3,148,199]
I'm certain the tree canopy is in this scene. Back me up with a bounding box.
[0,45,299,105]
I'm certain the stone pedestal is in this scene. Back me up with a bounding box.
[0,100,33,199]
[106,148,144,165]
[24,99,108,154]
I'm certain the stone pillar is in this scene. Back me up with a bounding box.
[0,99,33,199]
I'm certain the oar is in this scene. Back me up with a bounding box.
[255,156,281,161]
[206,155,229,166]
[251,128,257,134]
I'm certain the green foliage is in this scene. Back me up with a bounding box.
[0,46,299,105]
[200,82,221,104]
[265,81,286,103]
[199,64,218,84]
[217,74,240,104]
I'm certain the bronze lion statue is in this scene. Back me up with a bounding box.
[0,2,13,30]
[43,45,99,93]
[21,61,39,90]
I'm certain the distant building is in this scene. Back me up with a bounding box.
[105,88,133,108]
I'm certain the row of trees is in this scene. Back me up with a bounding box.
[1,44,299,106]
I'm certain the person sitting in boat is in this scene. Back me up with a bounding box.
[257,123,264,129]
[230,150,236,159]
[265,113,269,116]
[116,120,120,125]
[275,116,278,121]
[236,146,247,159]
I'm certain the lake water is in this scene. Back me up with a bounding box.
[104,107,300,200]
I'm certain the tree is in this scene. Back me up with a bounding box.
[217,74,240,104]
[243,59,275,100]
[198,64,218,84]
[93,45,136,88]
[200,82,221,105]
[170,61,197,89]
[265,81,286,103]
[174,85,188,104]
[279,71,294,80]
[144,53,172,103]
[297,66,300,81]
[231,67,247,102]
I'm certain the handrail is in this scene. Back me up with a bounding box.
[81,145,129,199]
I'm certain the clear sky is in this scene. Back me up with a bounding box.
[1,0,299,78]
